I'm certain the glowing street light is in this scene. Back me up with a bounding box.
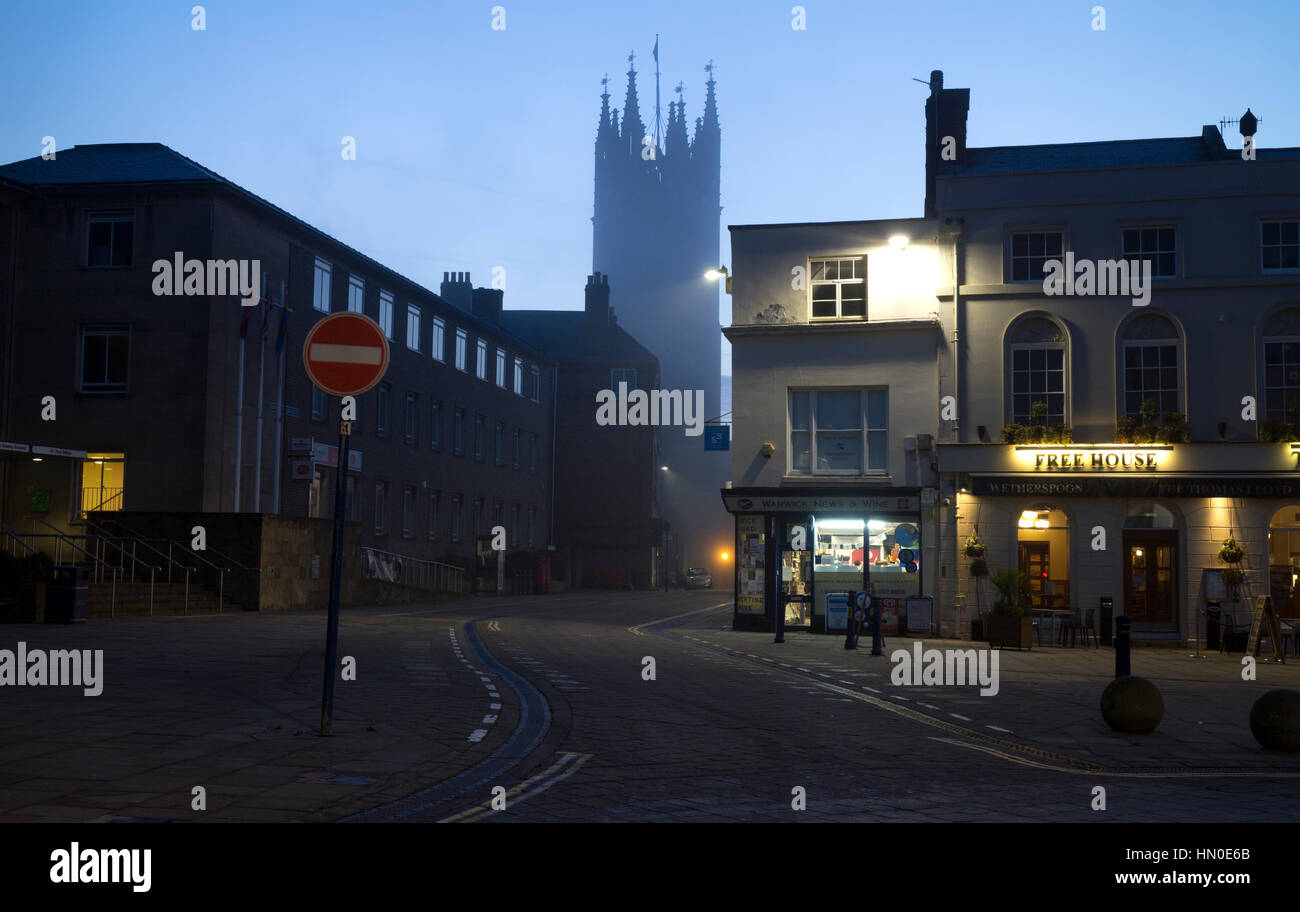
[705,265,732,295]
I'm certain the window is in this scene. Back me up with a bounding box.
[1262,307,1300,421]
[493,500,503,527]
[809,257,866,319]
[406,304,421,351]
[455,329,468,371]
[86,213,133,268]
[476,339,488,380]
[404,391,419,444]
[510,504,520,547]
[402,486,417,538]
[1123,227,1177,278]
[374,482,388,535]
[512,428,521,470]
[80,452,125,515]
[432,317,446,362]
[1007,315,1067,425]
[528,433,538,474]
[311,386,325,421]
[379,290,394,339]
[494,421,504,467]
[788,388,888,475]
[348,274,365,313]
[376,384,391,436]
[1009,231,1063,283]
[529,366,541,403]
[428,491,441,540]
[610,368,637,390]
[527,505,537,548]
[1120,313,1181,418]
[313,258,332,312]
[496,348,507,387]
[451,494,463,542]
[473,497,483,539]
[474,413,485,462]
[80,325,129,393]
[430,400,443,451]
[513,357,524,395]
[1262,221,1300,272]
[453,407,465,455]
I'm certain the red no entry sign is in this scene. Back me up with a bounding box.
[302,312,390,396]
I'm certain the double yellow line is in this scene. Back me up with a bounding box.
[439,752,593,823]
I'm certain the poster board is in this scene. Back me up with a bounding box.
[1247,595,1285,661]
[736,515,765,614]
[906,596,933,635]
[1202,568,1226,602]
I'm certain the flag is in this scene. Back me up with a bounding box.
[652,36,658,64]
[275,302,287,356]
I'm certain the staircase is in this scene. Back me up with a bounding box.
[87,578,230,618]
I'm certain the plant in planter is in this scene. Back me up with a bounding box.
[963,532,987,560]
[1219,537,1246,602]
[987,568,1034,649]
[1219,537,1245,565]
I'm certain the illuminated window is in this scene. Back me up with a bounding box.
[80,453,125,516]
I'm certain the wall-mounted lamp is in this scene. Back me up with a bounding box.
[889,235,909,251]
[705,266,733,295]
[760,441,776,458]
[660,465,669,472]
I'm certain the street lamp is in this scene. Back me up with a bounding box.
[705,265,732,295]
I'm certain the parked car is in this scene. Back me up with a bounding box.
[685,567,713,589]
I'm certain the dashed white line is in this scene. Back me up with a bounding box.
[467,729,488,742]
[950,713,972,722]
[986,725,1012,733]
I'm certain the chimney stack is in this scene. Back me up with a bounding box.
[439,271,473,312]
[585,272,611,327]
[924,69,970,219]
[471,286,504,326]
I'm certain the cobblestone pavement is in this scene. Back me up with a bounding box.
[1,590,1297,822]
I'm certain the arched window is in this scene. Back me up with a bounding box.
[1119,312,1181,418]
[1261,306,1300,421]
[1007,315,1067,425]
[1124,502,1176,529]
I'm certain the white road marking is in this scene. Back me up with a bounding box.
[467,729,488,742]
[986,725,1012,733]
[950,713,972,721]
[490,703,501,710]
[483,714,498,724]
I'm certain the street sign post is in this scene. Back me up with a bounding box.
[303,312,389,736]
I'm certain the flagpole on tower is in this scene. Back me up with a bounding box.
[653,35,662,154]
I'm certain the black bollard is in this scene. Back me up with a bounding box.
[845,592,862,649]
[870,599,883,656]
[775,600,785,644]
[1114,614,1131,677]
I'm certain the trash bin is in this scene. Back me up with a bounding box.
[1099,596,1114,646]
[45,564,89,623]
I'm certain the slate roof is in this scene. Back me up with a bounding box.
[0,143,223,186]
[501,311,659,366]
[942,129,1298,177]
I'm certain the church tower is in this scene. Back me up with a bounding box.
[592,50,726,573]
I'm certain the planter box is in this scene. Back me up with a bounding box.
[988,615,1033,650]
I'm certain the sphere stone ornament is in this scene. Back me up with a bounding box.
[1249,689,1300,752]
[1100,676,1165,734]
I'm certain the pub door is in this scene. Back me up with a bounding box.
[1123,530,1179,629]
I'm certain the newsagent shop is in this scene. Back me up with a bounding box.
[939,441,1300,645]
[722,488,934,635]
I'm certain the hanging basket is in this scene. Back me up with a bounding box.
[1219,538,1245,564]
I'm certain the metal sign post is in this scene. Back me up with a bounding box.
[320,419,351,736]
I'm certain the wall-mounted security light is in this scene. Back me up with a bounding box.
[760,441,776,457]
[705,266,733,295]
[889,235,909,250]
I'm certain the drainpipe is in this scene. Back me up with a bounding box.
[949,217,964,442]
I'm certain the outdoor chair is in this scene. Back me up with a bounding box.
[1076,608,1098,648]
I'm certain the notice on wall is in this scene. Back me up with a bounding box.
[736,515,765,614]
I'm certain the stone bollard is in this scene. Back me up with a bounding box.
[1249,689,1300,751]
[1114,614,1131,677]
[1101,676,1164,734]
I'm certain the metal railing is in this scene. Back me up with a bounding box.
[80,486,124,514]
[22,519,125,617]
[362,546,463,595]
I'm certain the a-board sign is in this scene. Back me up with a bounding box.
[1247,595,1285,661]
[906,596,933,634]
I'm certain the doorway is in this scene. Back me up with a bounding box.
[1123,530,1178,625]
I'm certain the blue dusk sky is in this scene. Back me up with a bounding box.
[2,0,1298,376]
